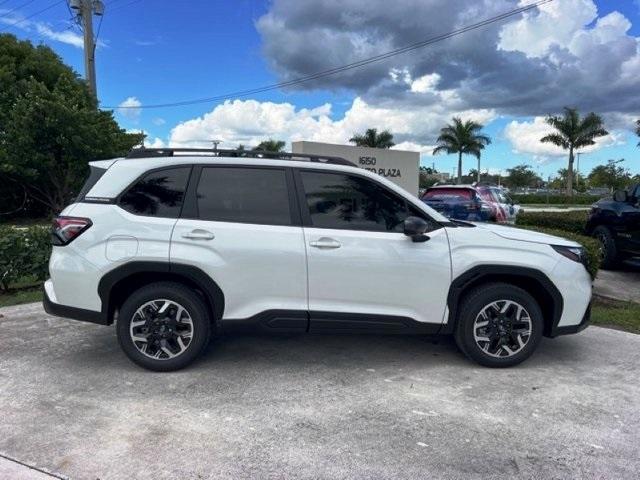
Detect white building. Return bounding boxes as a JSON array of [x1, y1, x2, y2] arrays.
[[292, 141, 420, 195]]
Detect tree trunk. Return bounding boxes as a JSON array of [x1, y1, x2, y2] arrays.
[[457, 152, 462, 185], [477, 156, 481, 184], [567, 146, 574, 197]]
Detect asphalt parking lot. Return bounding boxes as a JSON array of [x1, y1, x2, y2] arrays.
[[1, 303, 639, 480]]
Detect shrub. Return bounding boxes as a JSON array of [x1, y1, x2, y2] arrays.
[[515, 225, 600, 278], [0, 225, 50, 291], [511, 194, 601, 205], [515, 210, 589, 235]]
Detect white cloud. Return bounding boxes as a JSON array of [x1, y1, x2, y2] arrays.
[[504, 117, 624, 158], [410, 73, 441, 93], [498, 0, 597, 58], [0, 12, 85, 48], [152, 117, 166, 126], [145, 137, 165, 148], [117, 97, 142, 120], [167, 97, 496, 150]]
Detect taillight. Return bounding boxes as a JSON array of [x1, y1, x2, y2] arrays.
[[51, 216, 92, 246]]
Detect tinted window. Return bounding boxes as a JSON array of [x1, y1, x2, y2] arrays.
[[119, 167, 190, 217], [197, 167, 291, 225], [300, 171, 408, 232], [77, 166, 107, 200], [423, 188, 474, 200]]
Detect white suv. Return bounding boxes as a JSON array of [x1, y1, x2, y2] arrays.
[[44, 149, 592, 371]]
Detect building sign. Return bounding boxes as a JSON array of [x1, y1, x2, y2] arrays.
[[292, 141, 419, 195]]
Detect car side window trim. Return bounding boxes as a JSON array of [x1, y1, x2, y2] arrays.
[[180, 164, 302, 227], [293, 167, 441, 233]]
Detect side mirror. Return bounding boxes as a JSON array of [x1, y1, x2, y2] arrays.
[[613, 190, 628, 202], [403, 216, 430, 243]]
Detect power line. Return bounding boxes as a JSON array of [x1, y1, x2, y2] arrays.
[[0, 1, 65, 32], [105, 0, 553, 110], [0, 0, 38, 21]]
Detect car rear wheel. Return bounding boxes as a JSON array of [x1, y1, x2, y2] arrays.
[[454, 283, 543, 368], [593, 225, 619, 270], [116, 282, 211, 371]]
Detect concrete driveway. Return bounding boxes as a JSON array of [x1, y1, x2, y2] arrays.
[[593, 259, 640, 304], [1, 303, 639, 480]]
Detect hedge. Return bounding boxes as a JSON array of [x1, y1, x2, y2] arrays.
[[511, 194, 601, 205], [0, 225, 50, 291], [515, 225, 600, 278], [515, 210, 589, 235]]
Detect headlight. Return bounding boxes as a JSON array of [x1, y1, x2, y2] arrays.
[[551, 245, 586, 264]]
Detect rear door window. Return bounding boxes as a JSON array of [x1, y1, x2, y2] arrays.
[[119, 167, 191, 218], [196, 167, 292, 226]]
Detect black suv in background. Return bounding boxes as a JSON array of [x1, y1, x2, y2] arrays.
[[586, 184, 640, 268]]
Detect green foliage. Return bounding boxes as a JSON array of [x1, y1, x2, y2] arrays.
[[505, 164, 541, 188], [0, 225, 50, 291], [349, 128, 395, 149], [253, 139, 286, 152], [515, 210, 589, 234], [636, 119, 640, 147], [515, 224, 600, 278], [0, 34, 143, 214], [587, 161, 630, 191], [511, 194, 600, 205]]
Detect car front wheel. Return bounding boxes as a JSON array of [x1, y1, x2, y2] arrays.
[[593, 225, 619, 269], [454, 283, 543, 367], [116, 282, 211, 371]]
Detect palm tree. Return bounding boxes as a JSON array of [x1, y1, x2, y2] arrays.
[[540, 108, 608, 196], [253, 139, 286, 152], [349, 128, 395, 149], [636, 119, 640, 147], [432, 118, 491, 184]]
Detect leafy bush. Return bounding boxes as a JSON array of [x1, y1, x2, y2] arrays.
[[515, 225, 600, 278], [511, 194, 601, 205], [516, 210, 589, 235], [0, 225, 50, 291]]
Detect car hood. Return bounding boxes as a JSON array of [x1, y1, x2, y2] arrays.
[[471, 222, 580, 247]]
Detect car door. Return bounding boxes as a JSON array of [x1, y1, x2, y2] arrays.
[[171, 165, 308, 330], [295, 168, 452, 333]]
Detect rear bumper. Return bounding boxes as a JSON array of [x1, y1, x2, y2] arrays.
[[548, 301, 591, 337], [43, 280, 108, 325]]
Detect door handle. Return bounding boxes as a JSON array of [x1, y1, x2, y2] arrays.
[[182, 229, 215, 240], [309, 238, 341, 249]]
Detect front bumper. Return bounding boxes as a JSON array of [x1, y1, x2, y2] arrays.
[[548, 301, 591, 337], [43, 280, 108, 325]]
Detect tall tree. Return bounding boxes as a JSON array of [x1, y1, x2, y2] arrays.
[[253, 139, 286, 152], [636, 119, 640, 147], [587, 161, 630, 192], [540, 107, 607, 196], [0, 34, 143, 214], [349, 128, 395, 149], [432, 117, 491, 184]]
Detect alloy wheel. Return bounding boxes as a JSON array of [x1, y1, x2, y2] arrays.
[[129, 299, 194, 360], [473, 299, 532, 358]]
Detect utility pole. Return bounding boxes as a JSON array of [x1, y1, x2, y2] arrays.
[[69, 1, 104, 98]]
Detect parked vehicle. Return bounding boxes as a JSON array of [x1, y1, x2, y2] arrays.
[[586, 184, 640, 268], [44, 148, 592, 371], [420, 184, 519, 223]]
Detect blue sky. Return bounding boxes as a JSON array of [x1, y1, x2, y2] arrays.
[[1, 0, 639, 178]]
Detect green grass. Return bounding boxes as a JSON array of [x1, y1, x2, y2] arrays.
[[0, 287, 43, 308], [591, 296, 640, 334]]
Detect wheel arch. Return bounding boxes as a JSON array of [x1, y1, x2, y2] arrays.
[[98, 261, 225, 328], [443, 265, 563, 338]]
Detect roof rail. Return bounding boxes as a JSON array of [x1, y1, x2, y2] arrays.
[[126, 147, 356, 166]]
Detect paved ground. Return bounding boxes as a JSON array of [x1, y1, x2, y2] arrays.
[[593, 260, 640, 304], [1, 303, 639, 480]]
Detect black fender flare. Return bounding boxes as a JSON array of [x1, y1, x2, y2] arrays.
[[97, 261, 225, 326], [441, 265, 563, 337]]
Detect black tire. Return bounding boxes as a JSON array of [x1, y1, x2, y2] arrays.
[[116, 282, 211, 372], [592, 225, 619, 270], [454, 283, 544, 368]]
